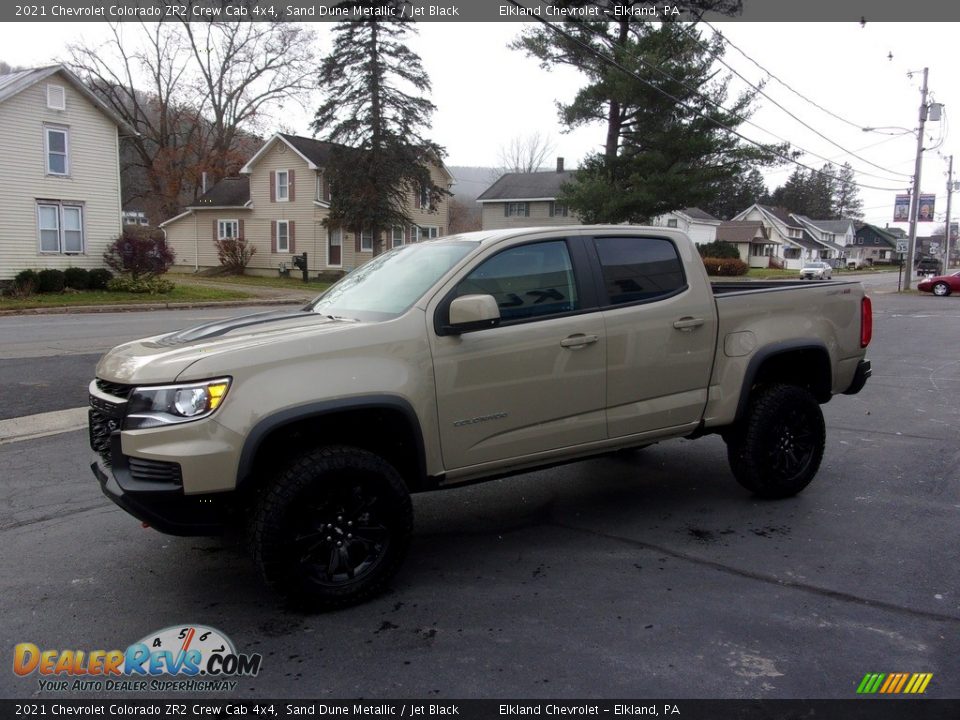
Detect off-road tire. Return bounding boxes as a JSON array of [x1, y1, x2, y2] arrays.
[[726, 384, 825, 499], [251, 446, 413, 610]]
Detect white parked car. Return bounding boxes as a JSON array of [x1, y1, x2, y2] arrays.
[[800, 261, 833, 280]]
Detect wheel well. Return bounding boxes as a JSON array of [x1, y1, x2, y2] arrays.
[[740, 347, 832, 418], [242, 406, 427, 495]]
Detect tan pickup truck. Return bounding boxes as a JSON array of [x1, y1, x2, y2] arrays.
[[89, 226, 872, 608]]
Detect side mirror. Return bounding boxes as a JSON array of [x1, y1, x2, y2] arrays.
[[446, 294, 500, 334]]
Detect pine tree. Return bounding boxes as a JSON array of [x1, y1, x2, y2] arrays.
[[515, 20, 785, 223], [312, 3, 447, 254], [833, 163, 864, 219]]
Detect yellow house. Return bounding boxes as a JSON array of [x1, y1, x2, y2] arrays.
[[160, 133, 452, 276], [0, 66, 127, 280]]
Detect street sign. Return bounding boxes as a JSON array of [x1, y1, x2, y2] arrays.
[[896, 240, 908, 253]]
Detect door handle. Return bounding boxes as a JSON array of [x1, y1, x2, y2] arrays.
[[673, 317, 705, 331], [560, 333, 599, 349]]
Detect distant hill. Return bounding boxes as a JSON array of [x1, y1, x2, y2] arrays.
[[448, 166, 498, 203]]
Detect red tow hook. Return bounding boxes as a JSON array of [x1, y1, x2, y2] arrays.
[[142, 522, 151, 529]]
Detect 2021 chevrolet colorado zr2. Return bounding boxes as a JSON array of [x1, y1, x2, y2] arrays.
[[89, 226, 872, 608]]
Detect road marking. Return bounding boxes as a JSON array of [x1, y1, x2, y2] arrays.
[[0, 407, 87, 445]]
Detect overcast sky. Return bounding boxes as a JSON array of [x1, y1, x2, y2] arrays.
[[2, 20, 958, 231]]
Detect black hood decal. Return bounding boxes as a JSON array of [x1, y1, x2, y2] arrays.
[[156, 308, 315, 346]]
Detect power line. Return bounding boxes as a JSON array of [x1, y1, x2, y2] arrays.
[[676, 22, 914, 181], [513, 7, 908, 193], [702, 20, 875, 134]]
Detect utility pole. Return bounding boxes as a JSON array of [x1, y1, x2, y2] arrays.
[[904, 67, 928, 291], [944, 155, 954, 271]]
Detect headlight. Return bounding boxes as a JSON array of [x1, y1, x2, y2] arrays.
[[124, 378, 231, 430]]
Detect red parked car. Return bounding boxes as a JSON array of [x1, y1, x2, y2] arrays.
[[917, 270, 960, 297]]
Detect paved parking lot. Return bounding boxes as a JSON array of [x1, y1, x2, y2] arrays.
[[0, 290, 957, 700]]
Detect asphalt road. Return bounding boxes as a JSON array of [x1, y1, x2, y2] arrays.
[[0, 306, 286, 420], [0, 289, 958, 702]]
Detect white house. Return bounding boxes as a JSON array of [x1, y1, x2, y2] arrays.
[[0, 65, 128, 280], [731, 205, 810, 270], [791, 216, 854, 265], [650, 208, 721, 245]]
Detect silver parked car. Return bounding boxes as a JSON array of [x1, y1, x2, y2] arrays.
[[800, 261, 833, 280]]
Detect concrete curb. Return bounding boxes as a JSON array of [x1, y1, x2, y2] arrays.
[[0, 297, 308, 317], [0, 407, 88, 445]]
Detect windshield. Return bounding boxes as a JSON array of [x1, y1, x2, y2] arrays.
[[307, 241, 478, 320], [804, 263, 824, 269]]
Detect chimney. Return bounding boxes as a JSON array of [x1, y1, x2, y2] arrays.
[[556, 157, 564, 173], [201, 172, 208, 195]]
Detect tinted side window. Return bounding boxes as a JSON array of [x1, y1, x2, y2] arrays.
[[456, 240, 579, 322], [594, 236, 685, 305]]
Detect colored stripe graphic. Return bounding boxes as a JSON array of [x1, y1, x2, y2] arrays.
[[857, 672, 932, 694]]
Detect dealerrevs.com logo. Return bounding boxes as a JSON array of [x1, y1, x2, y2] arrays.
[[13, 625, 262, 693]]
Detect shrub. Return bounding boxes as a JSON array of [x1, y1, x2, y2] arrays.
[[103, 227, 175, 279], [37, 269, 66, 293], [107, 276, 175, 294], [88, 268, 114, 290], [12, 269, 38, 296], [214, 237, 257, 274], [697, 240, 741, 259], [702, 257, 749, 276], [64, 267, 90, 290]]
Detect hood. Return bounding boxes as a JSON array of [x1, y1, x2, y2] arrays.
[[96, 309, 361, 384]]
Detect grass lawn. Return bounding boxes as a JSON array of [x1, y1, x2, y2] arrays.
[[179, 274, 333, 292], [0, 284, 253, 312]]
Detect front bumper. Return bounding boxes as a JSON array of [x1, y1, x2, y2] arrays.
[[88, 379, 241, 536], [92, 455, 232, 536]]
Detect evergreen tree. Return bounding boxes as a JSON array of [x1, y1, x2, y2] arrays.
[[833, 163, 864, 219], [312, 3, 447, 254], [703, 167, 769, 220], [515, 20, 785, 223]]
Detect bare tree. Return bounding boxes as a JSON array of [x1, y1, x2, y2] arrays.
[[495, 132, 557, 177], [67, 18, 317, 221], [0, 60, 26, 75], [180, 14, 318, 183]]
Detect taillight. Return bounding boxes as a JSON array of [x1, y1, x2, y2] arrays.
[[860, 296, 873, 348]]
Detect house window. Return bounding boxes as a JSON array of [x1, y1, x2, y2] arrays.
[[46, 84, 66, 110], [412, 225, 439, 243], [316, 174, 323, 202], [45, 126, 69, 176], [122, 211, 149, 226], [37, 202, 83, 254], [783, 248, 801, 259], [504, 202, 529, 217], [277, 220, 290, 252], [550, 202, 569, 218], [418, 183, 431, 210], [667, 218, 678, 228], [361, 229, 373, 252], [276, 170, 289, 201], [392, 226, 405, 248], [218, 220, 239, 240]]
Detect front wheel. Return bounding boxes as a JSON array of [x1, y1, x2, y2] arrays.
[[726, 384, 826, 498], [933, 282, 951, 297], [251, 446, 413, 610]]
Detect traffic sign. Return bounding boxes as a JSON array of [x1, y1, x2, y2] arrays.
[[896, 240, 908, 254]]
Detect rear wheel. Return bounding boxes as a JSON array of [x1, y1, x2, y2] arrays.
[[726, 384, 825, 498], [933, 282, 951, 297], [251, 446, 413, 610]]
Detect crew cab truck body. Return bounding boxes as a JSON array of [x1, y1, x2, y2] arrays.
[[89, 226, 872, 607]]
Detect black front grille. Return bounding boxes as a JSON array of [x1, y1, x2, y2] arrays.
[[95, 378, 134, 399], [89, 408, 119, 466], [128, 457, 183, 485]]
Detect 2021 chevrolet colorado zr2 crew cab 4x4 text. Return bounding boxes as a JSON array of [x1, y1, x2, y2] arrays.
[[89, 226, 872, 608]]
